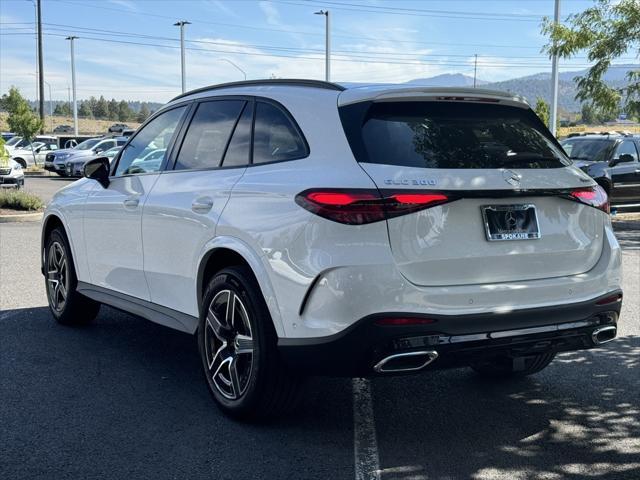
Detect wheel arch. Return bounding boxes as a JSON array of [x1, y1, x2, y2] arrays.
[[41, 213, 73, 275], [196, 238, 285, 337], [13, 157, 26, 168]]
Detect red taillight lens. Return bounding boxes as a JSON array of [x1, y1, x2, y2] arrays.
[[374, 317, 436, 326], [595, 293, 622, 306], [296, 189, 454, 225], [569, 186, 609, 213]]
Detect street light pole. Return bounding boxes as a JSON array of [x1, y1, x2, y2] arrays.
[[37, 0, 45, 131], [549, 0, 560, 136], [314, 10, 330, 82], [220, 58, 246, 80], [66, 36, 79, 136], [473, 54, 478, 88], [174, 20, 191, 93]]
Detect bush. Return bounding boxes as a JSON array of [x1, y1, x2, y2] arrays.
[[0, 190, 44, 211]]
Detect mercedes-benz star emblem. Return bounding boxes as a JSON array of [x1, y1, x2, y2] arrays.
[[502, 169, 522, 187], [504, 211, 518, 229]]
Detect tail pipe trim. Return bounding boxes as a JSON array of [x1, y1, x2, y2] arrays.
[[591, 325, 617, 346], [373, 350, 438, 373]]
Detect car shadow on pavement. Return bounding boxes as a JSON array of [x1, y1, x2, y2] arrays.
[[1, 306, 355, 480], [371, 335, 640, 480]]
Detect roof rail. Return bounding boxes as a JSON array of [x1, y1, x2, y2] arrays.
[[170, 79, 345, 102]]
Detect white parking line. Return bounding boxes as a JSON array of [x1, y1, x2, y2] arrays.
[[353, 378, 381, 480]]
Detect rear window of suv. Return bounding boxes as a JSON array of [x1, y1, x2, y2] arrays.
[[340, 101, 570, 169]]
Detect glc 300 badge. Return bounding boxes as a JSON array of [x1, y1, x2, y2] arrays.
[[384, 178, 437, 186]]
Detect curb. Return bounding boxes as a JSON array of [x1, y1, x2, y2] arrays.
[[0, 212, 43, 223]]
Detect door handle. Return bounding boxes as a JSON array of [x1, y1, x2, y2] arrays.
[[191, 196, 214, 213], [123, 197, 139, 208]]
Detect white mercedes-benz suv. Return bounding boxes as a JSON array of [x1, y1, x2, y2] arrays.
[[41, 80, 623, 420]]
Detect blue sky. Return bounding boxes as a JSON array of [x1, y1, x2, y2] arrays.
[[0, 0, 636, 102]]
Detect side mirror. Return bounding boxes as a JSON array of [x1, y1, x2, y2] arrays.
[[609, 153, 634, 167], [84, 157, 110, 188], [94, 147, 104, 154], [34, 146, 43, 153]]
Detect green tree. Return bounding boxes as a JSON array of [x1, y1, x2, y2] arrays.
[[542, 0, 639, 117], [117, 100, 131, 122], [6, 88, 44, 165], [94, 95, 109, 119], [0, 86, 27, 113], [108, 98, 119, 120], [53, 102, 71, 116], [581, 103, 597, 124], [137, 103, 150, 122], [534, 97, 550, 127], [78, 101, 93, 118]]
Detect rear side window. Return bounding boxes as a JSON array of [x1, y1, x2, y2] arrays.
[[175, 100, 245, 170], [561, 138, 616, 162], [253, 101, 307, 164], [222, 101, 253, 167], [614, 140, 639, 162], [341, 101, 570, 169]]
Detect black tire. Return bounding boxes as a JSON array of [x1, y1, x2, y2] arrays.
[[471, 352, 556, 378], [56, 172, 67, 177], [198, 266, 300, 420], [44, 227, 100, 325], [14, 158, 26, 169]]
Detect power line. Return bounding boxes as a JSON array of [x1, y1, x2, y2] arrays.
[[0, 31, 622, 69], [272, 0, 564, 22], [16, 22, 635, 64], [35, 1, 548, 49]]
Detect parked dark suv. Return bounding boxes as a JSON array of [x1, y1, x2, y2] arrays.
[[561, 134, 640, 205]]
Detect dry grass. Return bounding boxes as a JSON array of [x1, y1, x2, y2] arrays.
[[0, 112, 141, 136], [558, 124, 640, 137]]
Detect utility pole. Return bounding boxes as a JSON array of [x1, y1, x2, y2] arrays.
[[37, 0, 45, 131], [66, 36, 79, 136], [549, 0, 560, 137], [473, 54, 478, 88], [314, 10, 330, 82], [174, 20, 191, 93]]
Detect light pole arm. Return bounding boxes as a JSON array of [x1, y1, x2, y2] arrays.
[[219, 58, 247, 80]]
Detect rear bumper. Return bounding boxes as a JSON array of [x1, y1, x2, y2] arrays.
[[278, 291, 622, 376]]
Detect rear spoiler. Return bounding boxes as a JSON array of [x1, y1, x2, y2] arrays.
[[338, 86, 529, 109]]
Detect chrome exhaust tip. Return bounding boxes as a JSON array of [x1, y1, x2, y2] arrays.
[[591, 325, 617, 345], [373, 350, 438, 374]]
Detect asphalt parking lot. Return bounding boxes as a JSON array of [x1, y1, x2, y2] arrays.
[[1, 177, 639, 480]]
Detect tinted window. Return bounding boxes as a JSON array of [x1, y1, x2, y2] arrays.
[[115, 106, 186, 176], [222, 102, 253, 167], [561, 138, 616, 162], [614, 140, 638, 162], [342, 102, 569, 169], [75, 138, 101, 150], [253, 102, 307, 164], [175, 100, 245, 170]]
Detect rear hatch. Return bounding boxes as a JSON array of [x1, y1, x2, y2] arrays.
[[338, 91, 605, 286]]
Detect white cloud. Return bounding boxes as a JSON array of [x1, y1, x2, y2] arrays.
[[258, 1, 281, 26]]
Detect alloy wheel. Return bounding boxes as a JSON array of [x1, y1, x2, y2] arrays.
[[47, 241, 69, 313], [204, 289, 254, 400]]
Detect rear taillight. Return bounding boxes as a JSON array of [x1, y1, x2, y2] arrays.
[[568, 185, 609, 213], [595, 293, 622, 306], [295, 189, 453, 225]]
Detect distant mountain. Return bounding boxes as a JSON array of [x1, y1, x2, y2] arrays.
[[406, 64, 637, 113], [405, 73, 489, 87]]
